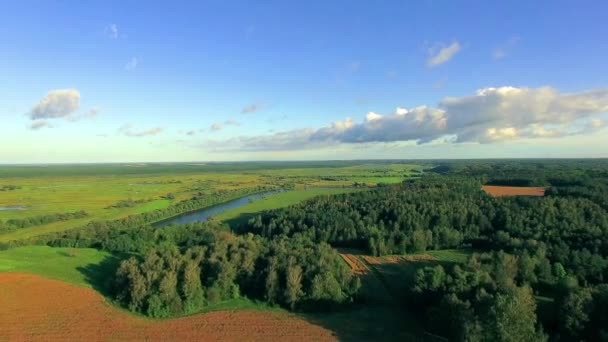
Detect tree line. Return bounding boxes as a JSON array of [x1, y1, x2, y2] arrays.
[[0, 210, 88, 233]]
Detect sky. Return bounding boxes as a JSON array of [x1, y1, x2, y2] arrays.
[[1, 0, 607, 163]]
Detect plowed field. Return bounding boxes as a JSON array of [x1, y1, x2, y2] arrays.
[[482, 185, 545, 197], [0, 273, 336, 341]]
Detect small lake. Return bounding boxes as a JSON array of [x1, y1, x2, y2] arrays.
[[0, 206, 26, 211], [152, 191, 280, 228]]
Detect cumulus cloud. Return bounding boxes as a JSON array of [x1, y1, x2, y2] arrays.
[[242, 103, 263, 114], [119, 124, 163, 137], [105, 24, 119, 39], [125, 57, 138, 71], [427, 41, 461, 67], [29, 89, 80, 120], [207, 86, 608, 151], [28, 121, 53, 130], [210, 123, 223, 132], [27, 89, 99, 127], [493, 37, 520, 59], [224, 119, 240, 126]]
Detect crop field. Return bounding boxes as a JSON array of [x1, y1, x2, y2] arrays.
[[0, 273, 337, 341], [482, 185, 546, 197]]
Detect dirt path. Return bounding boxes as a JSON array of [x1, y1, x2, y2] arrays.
[[0, 273, 337, 341]]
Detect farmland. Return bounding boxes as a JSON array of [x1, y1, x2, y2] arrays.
[[0, 273, 336, 341], [482, 185, 546, 197]]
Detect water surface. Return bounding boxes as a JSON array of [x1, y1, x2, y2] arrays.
[[152, 191, 279, 228]]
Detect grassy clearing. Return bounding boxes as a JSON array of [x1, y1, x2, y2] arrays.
[[0, 245, 117, 288], [426, 249, 473, 263], [214, 188, 362, 222]]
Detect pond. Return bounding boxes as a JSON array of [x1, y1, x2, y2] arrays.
[[152, 191, 280, 228], [0, 206, 26, 211]]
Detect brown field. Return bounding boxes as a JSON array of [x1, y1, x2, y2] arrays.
[[0, 273, 336, 341], [340, 253, 371, 275], [482, 185, 545, 197]]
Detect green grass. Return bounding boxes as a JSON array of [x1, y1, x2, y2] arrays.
[[427, 249, 473, 263], [214, 188, 362, 222], [0, 245, 118, 288], [0, 162, 422, 242]]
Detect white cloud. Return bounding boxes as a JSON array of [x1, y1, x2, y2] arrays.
[[125, 57, 138, 71], [427, 41, 461, 67], [210, 123, 223, 131], [28, 121, 53, 130], [242, 103, 263, 114], [105, 24, 119, 39], [29, 89, 80, 120], [493, 37, 520, 60], [207, 86, 608, 151], [119, 124, 163, 137]]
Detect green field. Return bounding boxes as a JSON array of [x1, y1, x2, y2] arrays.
[[214, 188, 362, 223], [0, 245, 117, 288], [0, 162, 418, 242]]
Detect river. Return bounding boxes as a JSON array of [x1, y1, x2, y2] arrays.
[[152, 191, 280, 228]]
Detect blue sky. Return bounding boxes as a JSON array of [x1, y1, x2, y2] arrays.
[[1, 0, 607, 163]]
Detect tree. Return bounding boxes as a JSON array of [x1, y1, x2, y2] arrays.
[[181, 261, 205, 313], [264, 258, 280, 304], [485, 286, 546, 342], [284, 264, 303, 309]]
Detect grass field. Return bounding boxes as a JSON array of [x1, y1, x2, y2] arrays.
[[0, 162, 419, 242], [214, 188, 362, 223], [0, 245, 118, 288]]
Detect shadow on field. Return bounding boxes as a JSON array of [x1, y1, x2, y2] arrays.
[[301, 305, 426, 342], [76, 254, 122, 296]]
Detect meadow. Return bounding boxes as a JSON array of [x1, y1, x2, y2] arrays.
[[0, 162, 421, 242]]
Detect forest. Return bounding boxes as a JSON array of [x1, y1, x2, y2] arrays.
[[240, 160, 608, 341], [3, 160, 608, 341]]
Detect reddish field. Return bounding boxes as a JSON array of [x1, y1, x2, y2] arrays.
[[482, 185, 545, 197], [0, 273, 336, 341], [340, 253, 371, 275]]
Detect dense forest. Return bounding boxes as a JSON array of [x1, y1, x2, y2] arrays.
[[240, 161, 608, 341], [8, 160, 608, 341]]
